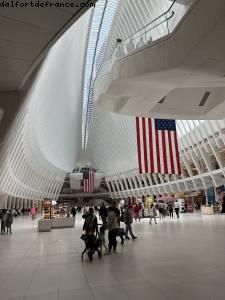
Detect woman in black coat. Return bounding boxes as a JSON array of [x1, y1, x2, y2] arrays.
[[221, 196, 225, 214]]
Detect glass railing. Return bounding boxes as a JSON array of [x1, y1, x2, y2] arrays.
[[98, 0, 197, 78]]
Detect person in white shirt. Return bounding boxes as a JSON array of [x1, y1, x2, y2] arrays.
[[148, 36, 153, 45], [116, 43, 124, 58], [126, 38, 135, 53], [174, 200, 180, 218], [136, 36, 145, 49]]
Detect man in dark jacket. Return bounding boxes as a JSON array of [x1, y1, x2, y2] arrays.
[[124, 204, 137, 240], [1, 209, 7, 235], [112, 201, 120, 226], [82, 207, 97, 235], [6, 210, 13, 234], [99, 203, 108, 226], [221, 196, 225, 214]]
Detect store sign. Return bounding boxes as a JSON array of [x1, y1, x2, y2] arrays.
[[188, 191, 198, 197]]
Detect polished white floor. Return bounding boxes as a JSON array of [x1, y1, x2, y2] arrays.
[[0, 212, 225, 300]]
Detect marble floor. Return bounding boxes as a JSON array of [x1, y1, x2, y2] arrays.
[[0, 213, 225, 300]]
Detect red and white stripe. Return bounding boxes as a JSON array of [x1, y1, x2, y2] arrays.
[[84, 170, 95, 193], [136, 117, 181, 175]]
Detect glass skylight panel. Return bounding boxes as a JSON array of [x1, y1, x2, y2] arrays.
[[82, 0, 119, 149]]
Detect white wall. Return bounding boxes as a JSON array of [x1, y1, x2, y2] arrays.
[[87, 108, 138, 175], [0, 10, 92, 201], [27, 11, 91, 171]]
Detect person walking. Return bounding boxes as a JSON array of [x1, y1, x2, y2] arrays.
[[158, 202, 164, 219], [71, 206, 76, 218], [6, 210, 13, 234], [31, 207, 36, 220], [111, 201, 124, 245], [82, 208, 99, 261], [99, 203, 108, 226], [163, 202, 168, 217], [174, 200, 180, 218], [1, 209, 7, 235], [168, 201, 174, 219], [221, 195, 225, 214], [111, 201, 120, 224], [82, 207, 97, 235], [106, 206, 119, 255], [138, 202, 143, 222], [99, 224, 108, 254], [149, 204, 157, 224], [124, 204, 137, 240], [133, 203, 139, 222]]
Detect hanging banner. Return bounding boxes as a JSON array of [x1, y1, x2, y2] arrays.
[[207, 187, 216, 205]]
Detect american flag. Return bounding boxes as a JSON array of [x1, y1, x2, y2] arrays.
[[83, 170, 95, 193], [136, 117, 181, 175]]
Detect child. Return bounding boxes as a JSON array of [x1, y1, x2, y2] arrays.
[[99, 225, 108, 254]]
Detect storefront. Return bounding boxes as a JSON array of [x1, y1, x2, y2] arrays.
[[38, 199, 75, 232], [201, 187, 223, 215]]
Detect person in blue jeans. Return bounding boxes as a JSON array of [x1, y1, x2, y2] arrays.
[[124, 204, 137, 240]]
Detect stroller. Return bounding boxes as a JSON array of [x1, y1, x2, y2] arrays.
[[81, 225, 102, 261]]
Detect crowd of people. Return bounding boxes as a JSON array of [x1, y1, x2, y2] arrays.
[[82, 201, 138, 256], [129, 199, 181, 223], [0, 207, 39, 235], [157, 200, 180, 220], [80, 198, 185, 258], [0, 209, 13, 235]]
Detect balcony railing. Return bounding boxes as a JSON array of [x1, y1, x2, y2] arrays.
[[97, 0, 197, 79]]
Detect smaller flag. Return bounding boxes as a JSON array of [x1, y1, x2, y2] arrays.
[[83, 170, 95, 193]]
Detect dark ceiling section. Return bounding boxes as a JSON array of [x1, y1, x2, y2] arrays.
[[0, 0, 97, 92]]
